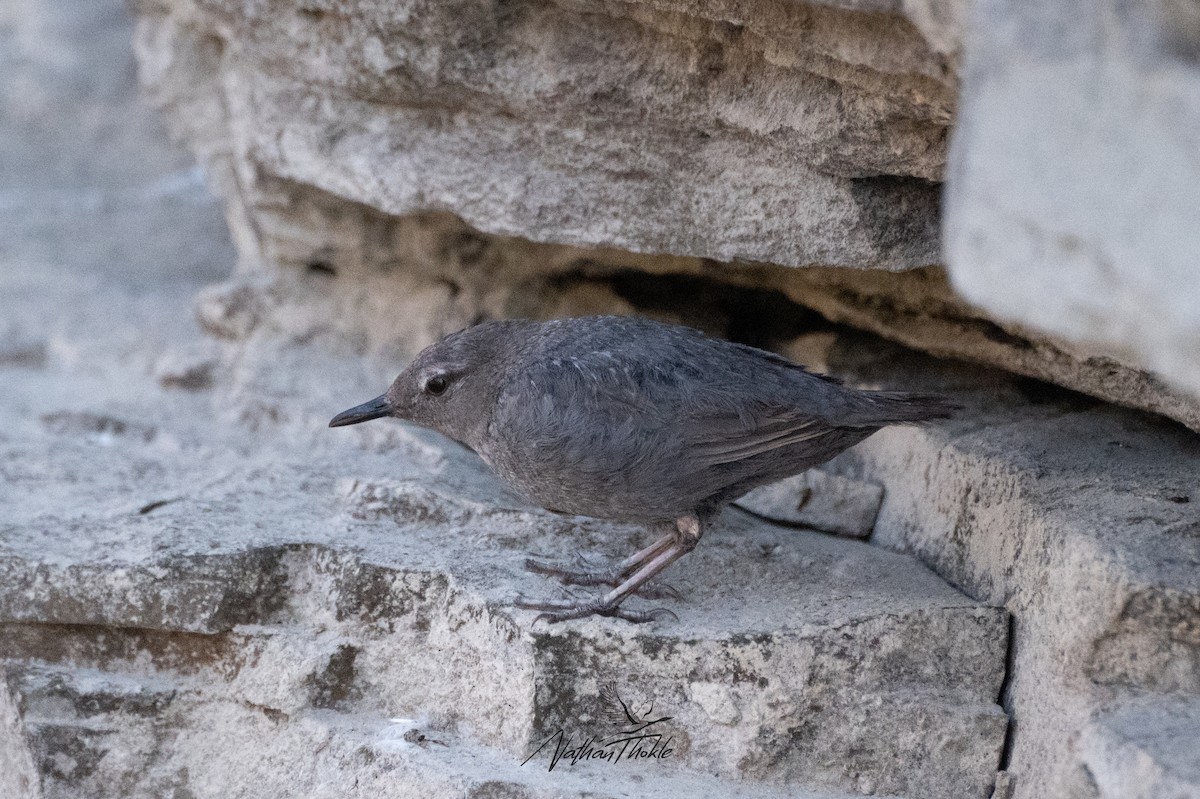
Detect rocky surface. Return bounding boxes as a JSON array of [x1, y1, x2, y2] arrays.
[[170, 266, 1200, 799], [127, 0, 1200, 436], [131, 0, 962, 271], [0, 13, 1014, 794], [945, 0, 1200, 409], [0, 294, 1009, 797], [1079, 697, 1200, 799], [787, 331, 1200, 799], [8, 0, 1200, 796], [0, 671, 38, 799], [5, 661, 885, 799], [773, 266, 1200, 434], [734, 469, 883, 538], [176, 174, 1200, 435]]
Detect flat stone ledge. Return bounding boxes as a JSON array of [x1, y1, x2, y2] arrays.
[[945, 0, 1200, 407], [5, 256, 1023, 799], [3, 661, 888, 799], [0, 354, 1008, 797], [789, 331, 1200, 799], [134, 0, 958, 270]]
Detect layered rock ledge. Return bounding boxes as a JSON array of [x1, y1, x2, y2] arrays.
[[129, 0, 1200, 433]]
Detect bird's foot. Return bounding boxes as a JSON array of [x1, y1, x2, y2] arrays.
[[513, 594, 677, 625], [524, 557, 620, 587], [624, 582, 681, 600], [523, 558, 680, 599]]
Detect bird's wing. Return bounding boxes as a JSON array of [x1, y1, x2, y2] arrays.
[[680, 404, 837, 470], [512, 328, 846, 470]]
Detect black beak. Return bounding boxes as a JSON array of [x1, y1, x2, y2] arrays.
[[329, 394, 392, 427]]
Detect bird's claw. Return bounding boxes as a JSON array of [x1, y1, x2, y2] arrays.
[[523, 557, 679, 599], [524, 557, 619, 587], [514, 595, 676, 625], [633, 582, 681, 600]]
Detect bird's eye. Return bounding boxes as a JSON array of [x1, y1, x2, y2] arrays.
[[424, 375, 450, 395]]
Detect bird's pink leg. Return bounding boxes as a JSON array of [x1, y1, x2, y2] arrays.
[[525, 532, 672, 582], [516, 514, 703, 623]]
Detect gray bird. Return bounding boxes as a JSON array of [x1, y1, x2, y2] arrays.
[[330, 315, 955, 623]]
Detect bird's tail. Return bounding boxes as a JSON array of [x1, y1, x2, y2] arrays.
[[843, 390, 961, 427]]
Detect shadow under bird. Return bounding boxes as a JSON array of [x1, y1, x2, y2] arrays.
[[330, 315, 956, 624]]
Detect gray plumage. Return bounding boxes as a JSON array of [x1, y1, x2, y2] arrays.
[[330, 315, 955, 623]]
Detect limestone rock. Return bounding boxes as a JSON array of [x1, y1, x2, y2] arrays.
[[0, 376, 1010, 796], [1079, 698, 1200, 799], [132, 0, 963, 271], [0, 670, 40, 799], [154, 340, 219, 390], [127, 0, 1200, 436], [735, 469, 884, 538], [11, 1, 1200, 798], [157, 173, 1200, 435], [805, 332, 1200, 799], [129, 0, 1200, 432], [775, 266, 1200, 434], [944, 0, 1200, 407], [3, 661, 875, 799], [2, 211, 1011, 798]]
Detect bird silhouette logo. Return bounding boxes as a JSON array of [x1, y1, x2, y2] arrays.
[[520, 681, 677, 769], [598, 682, 673, 736]]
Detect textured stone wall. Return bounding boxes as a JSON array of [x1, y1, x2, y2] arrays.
[[945, 0, 1200, 406], [4, 0, 1200, 797], [134, 0, 959, 270], [130, 0, 1200, 434]]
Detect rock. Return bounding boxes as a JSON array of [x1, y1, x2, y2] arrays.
[[128, 169, 1200, 435], [0, 394, 1010, 796], [0, 669, 40, 799], [1078, 698, 1200, 799], [774, 266, 1200, 434], [133, 0, 962, 272], [127, 0, 1200, 440], [0, 0, 234, 398], [989, 771, 1015, 799], [338, 477, 509, 524], [7, 666, 179, 795], [735, 469, 884, 538], [806, 334, 1200, 799], [194, 282, 266, 342], [39, 411, 157, 443], [944, 0, 1200, 409], [0, 340, 47, 370], [0, 175, 1011, 796], [3, 665, 874, 799], [128, 0, 1200, 432], [154, 341, 219, 390], [11, 0, 1200, 797]]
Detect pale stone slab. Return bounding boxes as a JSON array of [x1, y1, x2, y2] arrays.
[[133, 0, 962, 271], [0, 412, 1009, 797], [945, 0, 1200, 407], [5, 662, 885, 799], [809, 336, 1200, 799], [0, 670, 40, 799], [1080, 698, 1200, 799], [735, 469, 884, 538]]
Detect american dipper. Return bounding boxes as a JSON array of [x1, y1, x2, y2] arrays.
[[330, 315, 955, 623]]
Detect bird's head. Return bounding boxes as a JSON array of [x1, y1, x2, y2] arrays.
[[328, 319, 531, 449]]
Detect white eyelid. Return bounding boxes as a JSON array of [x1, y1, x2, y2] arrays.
[[421, 369, 454, 394], [420, 368, 449, 383]]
